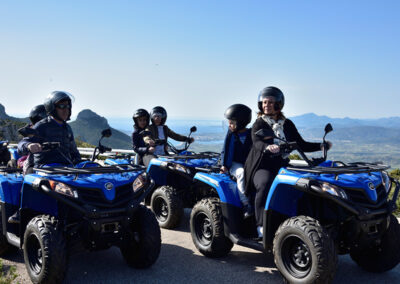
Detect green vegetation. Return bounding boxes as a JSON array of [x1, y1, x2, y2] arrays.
[[75, 137, 95, 148], [0, 259, 18, 284], [389, 169, 400, 216]]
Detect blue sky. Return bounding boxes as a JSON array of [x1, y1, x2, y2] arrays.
[[0, 0, 399, 119]]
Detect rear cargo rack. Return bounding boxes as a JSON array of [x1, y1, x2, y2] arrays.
[[158, 152, 220, 161], [33, 164, 144, 175], [0, 167, 22, 173]]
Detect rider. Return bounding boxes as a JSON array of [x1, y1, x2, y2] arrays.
[[220, 104, 253, 218], [18, 91, 81, 167], [17, 104, 48, 170], [132, 108, 154, 165], [142, 106, 194, 167], [244, 86, 332, 239]]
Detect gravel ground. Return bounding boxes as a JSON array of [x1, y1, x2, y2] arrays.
[[2, 211, 400, 283]]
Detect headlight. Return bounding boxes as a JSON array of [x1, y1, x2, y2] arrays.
[[381, 171, 392, 193], [132, 172, 148, 193], [314, 182, 348, 199], [49, 180, 78, 198], [174, 164, 191, 174]]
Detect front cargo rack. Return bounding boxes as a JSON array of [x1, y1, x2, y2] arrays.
[[33, 164, 145, 175], [287, 161, 390, 175]]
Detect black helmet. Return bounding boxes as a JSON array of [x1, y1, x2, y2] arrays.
[[29, 104, 47, 125], [44, 91, 74, 121], [132, 108, 150, 126], [150, 106, 167, 125], [224, 104, 252, 131], [258, 86, 285, 112]]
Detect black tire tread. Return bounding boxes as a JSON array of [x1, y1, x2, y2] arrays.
[[151, 185, 183, 229], [190, 197, 233, 258], [273, 215, 337, 284], [23, 215, 67, 284], [120, 205, 161, 268], [350, 214, 400, 273]]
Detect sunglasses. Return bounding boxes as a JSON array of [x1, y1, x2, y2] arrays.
[[56, 104, 71, 109]]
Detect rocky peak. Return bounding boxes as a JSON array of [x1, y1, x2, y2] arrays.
[[75, 109, 109, 129]]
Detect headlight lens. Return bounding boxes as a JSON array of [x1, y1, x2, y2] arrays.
[[49, 180, 78, 198], [132, 172, 148, 193], [320, 182, 348, 199], [174, 164, 191, 175], [381, 171, 392, 193]]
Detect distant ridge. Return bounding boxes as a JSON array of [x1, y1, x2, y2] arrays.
[[290, 112, 400, 129], [69, 109, 131, 149]]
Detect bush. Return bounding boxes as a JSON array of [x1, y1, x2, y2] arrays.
[[389, 169, 400, 216]]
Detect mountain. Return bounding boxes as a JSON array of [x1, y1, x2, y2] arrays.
[[0, 103, 29, 123], [0, 103, 28, 141], [291, 113, 400, 129], [69, 109, 131, 149]]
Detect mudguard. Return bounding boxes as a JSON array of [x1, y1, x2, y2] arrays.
[[193, 172, 242, 208], [0, 174, 24, 206]]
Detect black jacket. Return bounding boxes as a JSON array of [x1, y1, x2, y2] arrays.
[[132, 126, 149, 157], [244, 117, 321, 196], [18, 117, 81, 166]]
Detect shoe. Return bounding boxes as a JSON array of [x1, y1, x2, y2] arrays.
[[243, 204, 254, 219], [8, 211, 20, 224]]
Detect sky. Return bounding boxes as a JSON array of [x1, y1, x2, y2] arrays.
[[0, 0, 399, 120]]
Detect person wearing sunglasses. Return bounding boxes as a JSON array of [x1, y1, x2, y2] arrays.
[[18, 91, 81, 167]]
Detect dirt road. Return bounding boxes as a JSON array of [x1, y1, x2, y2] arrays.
[[2, 210, 400, 283]]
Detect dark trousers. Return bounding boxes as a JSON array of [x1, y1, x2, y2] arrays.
[[253, 168, 279, 226]]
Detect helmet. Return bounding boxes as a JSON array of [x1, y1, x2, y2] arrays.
[[224, 104, 252, 131], [29, 104, 47, 125], [44, 91, 74, 121], [150, 106, 167, 125], [132, 108, 150, 126], [257, 86, 285, 112]]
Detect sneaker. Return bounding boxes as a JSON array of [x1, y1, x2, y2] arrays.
[[243, 204, 254, 219], [8, 211, 20, 224]]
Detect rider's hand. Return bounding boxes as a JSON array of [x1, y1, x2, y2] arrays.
[[321, 141, 332, 150], [188, 137, 195, 143], [266, 144, 280, 153], [220, 166, 228, 173], [148, 146, 155, 153], [27, 143, 42, 153], [148, 140, 155, 147]]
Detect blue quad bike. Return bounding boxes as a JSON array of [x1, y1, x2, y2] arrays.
[[0, 128, 161, 284], [105, 126, 221, 229], [189, 123, 400, 283]]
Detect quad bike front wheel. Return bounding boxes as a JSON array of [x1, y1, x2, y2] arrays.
[[273, 215, 337, 284], [150, 186, 183, 229], [190, 198, 233, 258], [350, 214, 400, 272], [23, 215, 68, 284], [120, 205, 161, 268]]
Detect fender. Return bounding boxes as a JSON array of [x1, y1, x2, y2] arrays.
[[265, 168, 303, 217], [193, 172, 242, 208]]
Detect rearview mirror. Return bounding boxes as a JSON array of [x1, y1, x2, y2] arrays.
[[324, 123, 333, 134], [101, 128, 112, 138], [255, 129, 275, 140], [190, 126, 197, 133], [18, 126, 38, 138]]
